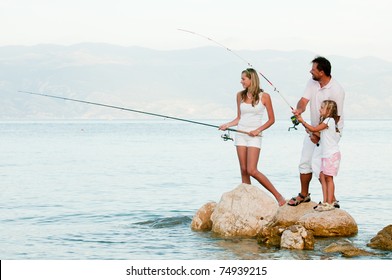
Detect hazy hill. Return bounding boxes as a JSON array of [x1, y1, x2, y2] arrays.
[[1, 43, 391, 120]]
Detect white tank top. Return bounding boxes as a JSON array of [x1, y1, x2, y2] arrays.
[[238, 95, 265, 131]]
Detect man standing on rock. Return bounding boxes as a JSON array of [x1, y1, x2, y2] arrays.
[[287, 56, 345, 207]]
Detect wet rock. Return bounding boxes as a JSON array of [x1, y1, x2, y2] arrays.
[[367, 224, 392, 251], [191, 201, 217, 231], [257, 226, 284, 247], [280, 225, 314, 250], [324, 239, 376, 257], [211, 183, 278, 237]]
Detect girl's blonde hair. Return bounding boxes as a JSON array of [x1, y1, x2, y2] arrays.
[[320, 100, 339, 132], [240, 68, 263, 106]]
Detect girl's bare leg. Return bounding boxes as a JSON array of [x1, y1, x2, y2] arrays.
[[324, 175, 335, 204], [319, 172, 328, 203]]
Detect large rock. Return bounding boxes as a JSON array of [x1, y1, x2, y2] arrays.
[[191, 201, 217, 231], [274, 201, 358, 237], [298, 209, 358, 237], [275, 201, 317, 227], [211, 183, 278, 237], [367, 225, 392, 251]]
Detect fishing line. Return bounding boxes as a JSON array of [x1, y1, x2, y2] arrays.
[[178, 29, 299, 130], [17, 90, 257, 141]]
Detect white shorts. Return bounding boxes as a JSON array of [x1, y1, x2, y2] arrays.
[[298, 135, 321, 177], [235, 133, 262, 149]]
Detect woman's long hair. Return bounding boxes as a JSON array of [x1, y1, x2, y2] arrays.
[[240, 68, 263, 106]]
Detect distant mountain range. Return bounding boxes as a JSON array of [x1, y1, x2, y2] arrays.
[[1, 43, 391, 120]]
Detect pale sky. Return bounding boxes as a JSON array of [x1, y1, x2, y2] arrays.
[[1, 0, 391, 61]]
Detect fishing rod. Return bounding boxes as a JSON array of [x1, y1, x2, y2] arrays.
[[17, 90, 258, 141], [178, 28, 299, 131]]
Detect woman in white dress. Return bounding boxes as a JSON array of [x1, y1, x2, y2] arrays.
[[219, 68, 286, 206]]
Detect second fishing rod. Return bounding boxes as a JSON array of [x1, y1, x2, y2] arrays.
[[17, 90, 256, 141], [178, 29, 300, 131]]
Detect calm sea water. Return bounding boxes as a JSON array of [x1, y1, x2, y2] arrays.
[[1, 119, 391, 260]]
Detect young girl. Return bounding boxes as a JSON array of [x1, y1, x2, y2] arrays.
[[219, 68, 286, 206], [296, 100, 341, 211]]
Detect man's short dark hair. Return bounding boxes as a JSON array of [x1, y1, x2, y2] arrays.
[[312, 56, 331, 77]]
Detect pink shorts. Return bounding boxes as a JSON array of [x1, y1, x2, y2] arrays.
[[321, 152, 341, 176]]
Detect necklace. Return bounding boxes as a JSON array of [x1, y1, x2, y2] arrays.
[[247, 92, 252, 100]]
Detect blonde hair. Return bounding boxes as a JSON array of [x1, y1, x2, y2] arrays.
[[240, 68, 263, 106], [320, 100, 339, 132]]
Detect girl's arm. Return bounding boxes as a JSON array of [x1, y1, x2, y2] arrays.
[[297, 115, 327, 132], [219, 92, 241, 130], [249, 93, 275, 136]]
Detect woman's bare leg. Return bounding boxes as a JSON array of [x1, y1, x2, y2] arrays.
[[236, 146, 251, 184], [246, 147, 285, 206]]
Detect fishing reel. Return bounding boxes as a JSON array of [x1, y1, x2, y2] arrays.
[[221, 131, 233, 141], [288, 115, 300, 131]]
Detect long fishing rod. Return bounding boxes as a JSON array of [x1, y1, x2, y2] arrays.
[[178, 29, 299, 130], [17, 90, 256, 141], [178, 29, 293, 109]]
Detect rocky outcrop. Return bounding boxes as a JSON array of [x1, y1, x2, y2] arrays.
[[191, 184, 359, 249], [191, 185, 391, 256], [367, 225, 392, 251]]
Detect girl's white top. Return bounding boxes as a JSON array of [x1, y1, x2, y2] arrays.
[[320, 117, 340, 158]]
